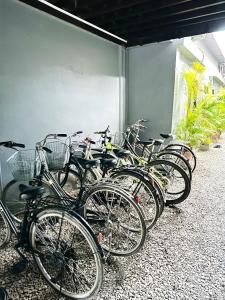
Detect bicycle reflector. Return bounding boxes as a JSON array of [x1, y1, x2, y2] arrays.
[[98, 232, 103, 243], [134, 195, 141, 204]]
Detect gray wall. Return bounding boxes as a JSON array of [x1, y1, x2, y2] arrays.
[[126, 41, 177, 139], [0, 0, 124, 183]]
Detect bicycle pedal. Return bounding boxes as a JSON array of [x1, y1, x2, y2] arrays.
[[9, 259, 28, 274]]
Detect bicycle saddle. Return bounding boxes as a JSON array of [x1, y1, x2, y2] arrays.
[[160, 133, 173, 139], [137, 140, 153, 146], [113, 149, 130, 158], [19, 184, 45, 200], [100, 158, 117, 169], [153, 139, 164, 146], [76, 157, 100, 169], [0, 288, 8, 300]]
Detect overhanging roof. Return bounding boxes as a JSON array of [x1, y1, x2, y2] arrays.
[[19, 0, 225, 47]]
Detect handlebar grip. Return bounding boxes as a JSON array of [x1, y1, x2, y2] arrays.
[[43, 147, 52, 153], [0, 141, 25, 148], [76, 131, 83, 134], [12, 143, 25, 148], [57, 134, 67, 137]]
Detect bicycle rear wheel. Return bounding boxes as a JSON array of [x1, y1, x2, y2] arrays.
[[110, 169, 160, 230], [148, 159, 191, 205], [82, 183, 146, 256], [29, 207, 103, 300], [156, 151, 192, 181], [164, 144, 196, 172], [2, 180, 56, 223]]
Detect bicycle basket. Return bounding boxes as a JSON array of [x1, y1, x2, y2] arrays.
[[45, 140, 68, 170], [7, 149, 40, 181], [112, 132, 125, 147]]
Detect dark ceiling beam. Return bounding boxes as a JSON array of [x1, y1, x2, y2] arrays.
[[128, 18, 225, 46], [18, 0, 127, 46], [112, 4, 225, 36], [126, 14, 225, 45], [82, 0, 191, 20], [101, 0, 225, 31]]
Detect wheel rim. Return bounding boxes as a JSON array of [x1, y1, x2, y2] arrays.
[[30, 210, 102, 299]]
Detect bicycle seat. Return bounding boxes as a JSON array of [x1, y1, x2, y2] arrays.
[[19, 184, 45, 201], [153, 139, 164, 146], [100, 158, 117, 169], [113, 149, 130, 158], [160, 133, 173, 139], [0, 288, 8, 300], [76, 157, 100, 169], [137, 140, 153, 146]]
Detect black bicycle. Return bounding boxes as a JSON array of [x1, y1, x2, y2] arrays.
[[0, 141, 104, 299]]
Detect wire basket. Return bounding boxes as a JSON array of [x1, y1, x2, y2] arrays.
[[112, 132, 126, 147], [45, 140, 68, 171], [7, 149, 40, 181]]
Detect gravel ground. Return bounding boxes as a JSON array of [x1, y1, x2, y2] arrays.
[[1, 140, 225, 299]]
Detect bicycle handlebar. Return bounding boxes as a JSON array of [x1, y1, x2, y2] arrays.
[[0, 141, 25, 148], [57, 134, 67, 137], [94, 125, 110, 135], [42, 146, 52, 153]]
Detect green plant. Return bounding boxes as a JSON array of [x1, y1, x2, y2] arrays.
[[183, 62, 206, 113], [176, 106, 214, 147], [176, 61, 225, 148]]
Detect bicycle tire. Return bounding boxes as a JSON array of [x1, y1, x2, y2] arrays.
[[110, 169, 160, 230], [164, 143, 197, 172], [81, 183, 147, 256], [147, 159, 191, 205], [29, 207, 103, 299], [2, 179, 57, 223], [156, 151, 192, 181]]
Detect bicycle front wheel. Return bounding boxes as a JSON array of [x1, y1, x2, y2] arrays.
[[29, 208, 103, 300], [82, 183, 147, 256]]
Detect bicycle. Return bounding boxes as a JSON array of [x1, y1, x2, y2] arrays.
[[91, 128, 191, 206], [2, 135, 147, 257], [125, 119, 196, 172], [49, 133, 161, 231], [0, 141, 104, 299]]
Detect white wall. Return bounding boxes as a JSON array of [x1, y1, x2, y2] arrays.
[[0, 0, 125, 183]]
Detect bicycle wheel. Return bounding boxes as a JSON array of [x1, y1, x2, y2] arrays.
[[143, 170, 165, 217], [82, 183, 146, 256], [2, 180, 56, 223], [148, 159, 191, 205], [164, 144, 196, 172], [0, 208, 11, 249], [110, 169, 160, 230], [52, 169, 82, 198], [156, 151, 192, 181], [54, 168, 98, 197], [29, 207, 103, 300]]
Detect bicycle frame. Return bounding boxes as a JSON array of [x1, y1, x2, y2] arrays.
[[0, 199, 18, 236]]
